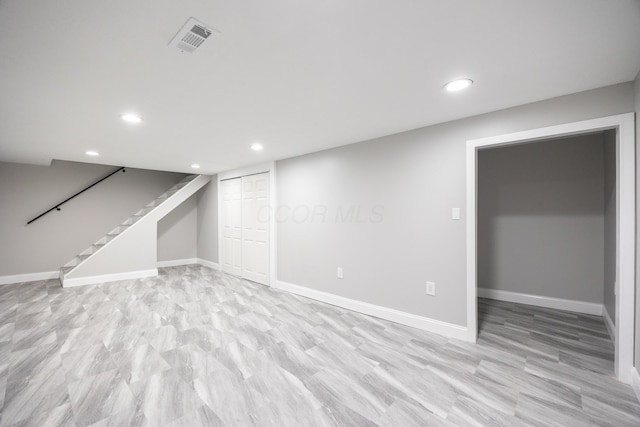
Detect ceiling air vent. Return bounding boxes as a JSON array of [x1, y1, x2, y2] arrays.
[[169, 17, 219, 53]]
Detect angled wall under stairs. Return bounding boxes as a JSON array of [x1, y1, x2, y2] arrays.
[[60, 174, 211, 287]]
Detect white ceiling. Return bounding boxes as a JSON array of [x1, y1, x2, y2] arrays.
[[1, 0, 639, 174]]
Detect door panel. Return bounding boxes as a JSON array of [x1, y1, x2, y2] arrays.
[[241, 173, 270, 285], [221, 178, 242, 276]]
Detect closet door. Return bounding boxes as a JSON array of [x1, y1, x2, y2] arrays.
[[221, 178, 242, 276], [241, 173, 270, 285]]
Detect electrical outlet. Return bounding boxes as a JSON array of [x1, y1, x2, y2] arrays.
[[337, 267, 343, 279], [426, 281, 436, 296]]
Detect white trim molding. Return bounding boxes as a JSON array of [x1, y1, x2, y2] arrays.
[[157, 258, 199, 268], [467, 112, 635, 383], [62, 269, 158, 288], [478, 288, 603, 316], [602, 306, 616, 344], [631, 369, 640, 405], [269, 162, 278, 288], [275, 280, 470, 342], [0, 271, 59, 285], [197, 258, 221, 270]]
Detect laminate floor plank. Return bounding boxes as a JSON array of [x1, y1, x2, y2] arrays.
[[0, 265, 638, 426]]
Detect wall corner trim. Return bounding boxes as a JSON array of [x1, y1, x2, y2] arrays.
[[478, 288, 603, 316], [274, 280, 470, 342], [631, 369, 640, 405], [157, 258, 199, 268], [62, 269, 158, 288], [0, 271, 59, 286], [603, 306, 616, 344], [196, 258, 221, 270]]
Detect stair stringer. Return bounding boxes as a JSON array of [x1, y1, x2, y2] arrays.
[[61, 174, 211, 287], [62, 221, 158, 287]]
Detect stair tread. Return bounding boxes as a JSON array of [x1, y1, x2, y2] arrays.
[[60, 175, 207, 279]]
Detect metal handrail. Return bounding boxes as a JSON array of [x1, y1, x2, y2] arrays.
[[26, 166, 126, 225]]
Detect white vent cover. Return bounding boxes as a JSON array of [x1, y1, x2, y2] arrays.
[[169, 17, 219, 53]]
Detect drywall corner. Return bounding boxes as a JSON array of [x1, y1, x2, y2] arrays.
[[196, 177, 218, 263]]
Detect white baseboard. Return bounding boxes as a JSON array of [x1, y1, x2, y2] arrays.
[[631, 369, 640, 404], [603, 306, 616, 344], [62, 269, 158, 288], [2, 259, 219, 286], [0, 271, 59, 286], [274, 280, 469, 342], [196, 258, 221, 270], [478, 288, 603, 316], [157, 258, 198, 268]]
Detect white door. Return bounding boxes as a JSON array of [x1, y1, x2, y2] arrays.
[[241, 173, 270, 285], [221, 178, 242, 276]]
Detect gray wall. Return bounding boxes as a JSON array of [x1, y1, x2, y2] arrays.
[[478, 134, 605, 303], [196, 179, 219, 264], [276, 82, 634, 327], [603, 129, 616, 320], [0, 160, 185, 275], [158, 195, 198, 262]]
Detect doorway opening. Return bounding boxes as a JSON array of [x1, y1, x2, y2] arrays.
[[466, 113, 635, 383]]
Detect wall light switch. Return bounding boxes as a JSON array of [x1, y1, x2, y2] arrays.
[[337, 267, 344, 279], [426, 281, 436, 296], [451, 208, 461, 220]]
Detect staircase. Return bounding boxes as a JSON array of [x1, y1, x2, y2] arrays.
[[60, 174, 211, 287]]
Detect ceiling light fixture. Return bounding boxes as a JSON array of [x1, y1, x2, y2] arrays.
[[85, 150, 99, 156], [444, 78, 473, 92], [251, 143, 264, 151], [191, 164, 200, 169], [121, 113, 143, 123]]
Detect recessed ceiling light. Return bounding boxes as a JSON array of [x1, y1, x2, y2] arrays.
[[251, 143, 264, 151], [85, 150, 99, 156], [121, 113, 142, 123], [190, 164, 200, 169], [444, 78, 473, 92]]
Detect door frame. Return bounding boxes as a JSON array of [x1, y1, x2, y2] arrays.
[[218, 162, 277, 286], [466, 112, 635, 383]]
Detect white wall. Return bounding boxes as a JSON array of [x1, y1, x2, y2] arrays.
[[67, 220, 158, 279], [276, 83, 634, 327], [196, 179, 218, 264], [603, 129, 617, 320], [477, 134, 605, 303], [0, 160, 185, 276], [158, 195, 198, 262]]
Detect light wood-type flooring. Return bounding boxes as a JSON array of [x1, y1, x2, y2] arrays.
[[0, 264, 638, 426]]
